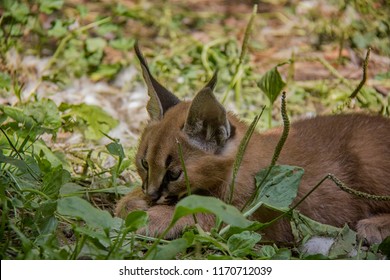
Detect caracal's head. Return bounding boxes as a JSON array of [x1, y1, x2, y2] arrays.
[[134, 43, 237, 205]]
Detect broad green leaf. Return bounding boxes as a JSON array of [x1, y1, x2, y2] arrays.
[[271, 248, 291, 259], [254, 165, 304, 210], [328, 225, 357, 259], [106, 142, 125, 158], [38, 0, 64, 14], [38, 216, 58, 237], [258, 65, 286, 105], [41, 166, 70, 199], [227, 231, 262, 257], [0, 99, 62, 131], [24, 99, 61, 129], [291, 210, 342, 242], [59, 103, 118, 140], [257, 245, 292, 260], [329, 225, 356, 259], [257, 245, 277, 258], [292, 211, 357, 258], [59, 182, 84, 196], [0, 105, 36, 128], [125, 211, 148, 232], [57, 197, 115, 230], [35, 202, 58, 239], [148, 238, 189, 260], [171, 195, 254, 229]]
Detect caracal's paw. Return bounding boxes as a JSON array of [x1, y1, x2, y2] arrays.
[[136, 205, 183, 239], [356, 214, 390, 244], [115, 188, 150, 218]]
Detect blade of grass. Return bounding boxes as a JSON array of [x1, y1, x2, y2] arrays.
[[221, 4, 257, 104]]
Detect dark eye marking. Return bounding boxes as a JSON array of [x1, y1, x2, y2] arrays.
[[141, 158, 149, 170], [165, 154, 173, 168], [166, 170, 182, 181]]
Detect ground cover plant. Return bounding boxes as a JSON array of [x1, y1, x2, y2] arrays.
[[1, 0, 390, 260]]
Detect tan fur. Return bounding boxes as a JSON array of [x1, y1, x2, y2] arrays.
[[115, 45, 390, 243]]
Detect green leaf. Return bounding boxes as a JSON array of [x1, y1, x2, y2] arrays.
[[258, 65, 286, 105], [291, 211, 357, 258], [109, 38, 135, 51], [0, 72, 11, 90], [227, 231, 262, 257], [60, 103, 118, 140], [378, 236, 390, 259], [7, 2, 30, 22], [106, 142, 125, 158], [59, 182, 85, 196], [125, 211, 148, 232], [254, 165, 304, 210], [74, 226, 111, 248], [148, 238, 189, 260], [57, 197, 115, 230], [90, 64, 121, 81], [271, 248, 291, 260], [328, 225, 357, 259], [0, 105, 36, 128], [33, 140, 71, 171], [35, 201, 58, 236], [23, 99, 62, 130], [0, 152, 41, 182], [257, 245, 277, 258], [291, 210, 343, 242], [38, 0, 64, 14], [86, 38, 107, 53], [48, 20, 67, 38], [171, 195, 254, 229], [41, 166, 70, 199]]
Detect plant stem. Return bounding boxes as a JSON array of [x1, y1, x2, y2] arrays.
[[227, 107, 265, 204], [221, 4, 257, 104]]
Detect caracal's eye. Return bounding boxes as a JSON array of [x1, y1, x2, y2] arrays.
[[141, 158, 149, 170], [167, 170, 182, 181]]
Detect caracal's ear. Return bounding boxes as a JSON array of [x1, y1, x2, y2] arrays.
[[184, 72, 232, 152], [134, 42, 180, 121]]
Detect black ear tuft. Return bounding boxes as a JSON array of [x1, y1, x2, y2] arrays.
[[134, 42, 180, 120], [203, 70, 218, 91]]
